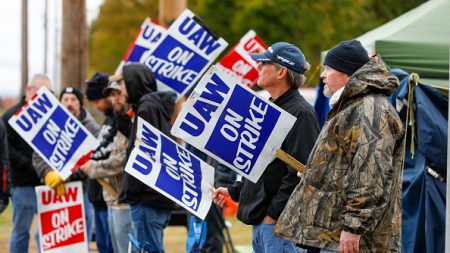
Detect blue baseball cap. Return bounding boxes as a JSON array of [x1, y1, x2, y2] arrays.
[[250, 42, 306, 74]]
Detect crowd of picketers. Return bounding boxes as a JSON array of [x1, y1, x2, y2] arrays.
[[0, 39, 404, 253]]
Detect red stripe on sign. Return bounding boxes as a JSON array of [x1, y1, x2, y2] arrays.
[[70, 150, 93, 172], [123, 29, 142, 61], [149, 18, 167, 29], [31, 93, 38, 101], [14, 107, 23, 116]]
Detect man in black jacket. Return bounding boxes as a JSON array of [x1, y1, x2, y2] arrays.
[[115, 63, 177, 253], [213, 42, 320, 253], [2, 74, 53, 253]]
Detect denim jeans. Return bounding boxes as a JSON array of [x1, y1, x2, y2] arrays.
[[95, 209, 113, 253], [84, 191, 93, 241], [252, 222, 297, 253], [108, 206, 133, 253], [130, 204, 171, 253], [9, 186, 38, 253]]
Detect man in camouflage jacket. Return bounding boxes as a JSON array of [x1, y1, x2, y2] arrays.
[[275, 40, 404, 253]]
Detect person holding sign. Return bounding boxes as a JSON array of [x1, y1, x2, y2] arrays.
[[33, 86, 101, 244], [114, 63, 178, 253], [213, 42, 320, 253], [80, 72, 117, 253], [275, 40, 404, 253], [2, 74, 53, 253], [81, 74, 133, 253]]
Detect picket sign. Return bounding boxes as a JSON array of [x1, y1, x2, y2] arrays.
[[8, 87, 99, 180], [217, 30, 267, 88], [7, 87, 119, 197], [36, 181, 88, 253], [143, 9, 228, 99], [171, 65, 303, 183], [124, 117, 214, 219], [115, 17, 167, 74]]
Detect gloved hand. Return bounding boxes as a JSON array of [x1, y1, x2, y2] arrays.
[[55, 183, 66, 196], [44, 171, 64, 188]]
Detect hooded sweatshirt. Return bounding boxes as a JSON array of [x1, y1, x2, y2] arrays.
[[118, 63, 177, 209]]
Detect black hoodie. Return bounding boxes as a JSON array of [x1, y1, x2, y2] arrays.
[[119, 63, 177, 209]]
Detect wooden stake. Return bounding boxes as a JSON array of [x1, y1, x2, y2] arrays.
[[97, 178, 118, 199], [275, 149, 305, 173]]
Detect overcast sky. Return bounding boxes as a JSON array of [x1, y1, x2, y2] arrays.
[[0, 0, 103, 98]]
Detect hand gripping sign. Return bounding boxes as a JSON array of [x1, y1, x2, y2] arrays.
[[125, 117, 215, 219], [171, 65, 303, 183], [217, 30, 267, 88], [143, 9, 228, 98], [115, 17, 167, 74], [36, 181, 88, 253], [8, 87, 99, 180]]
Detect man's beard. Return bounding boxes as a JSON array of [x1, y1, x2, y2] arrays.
[[67, 106, 80, 118], [323, 84, 333, 98]]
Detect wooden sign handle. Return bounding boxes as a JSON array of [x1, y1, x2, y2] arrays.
[[275, 149, 305, 173], [97, 178, 119, 199]]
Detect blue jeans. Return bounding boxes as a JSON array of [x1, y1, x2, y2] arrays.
[[95, 209, 113, 253], [252, 222, 297, 253], [108, 206, 133, 253], [130, 204, 171, 253], [9, 186, 38, 253]]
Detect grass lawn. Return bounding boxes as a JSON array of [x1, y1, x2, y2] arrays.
[[0, 204, 252, 252]]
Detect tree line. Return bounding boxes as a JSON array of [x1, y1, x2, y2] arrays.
[[89, 0, 425, 86]]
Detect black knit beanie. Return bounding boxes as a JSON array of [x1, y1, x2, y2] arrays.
[[60, 86, 84, 107], [324, 40, 370, 75], [85, 72, 109, 101]]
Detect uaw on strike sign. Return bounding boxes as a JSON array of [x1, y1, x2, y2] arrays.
[[171, 66, 296, 183], [217, 30, 267, 88], [8, 87, 99, 180], [36, 182, 88, 253], [143, 9, 228, 98], [125, 117, 214, 219], [116, 17, 166, 73]]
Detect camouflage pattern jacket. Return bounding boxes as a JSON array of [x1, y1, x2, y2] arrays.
[[275, 55, 405, 252]]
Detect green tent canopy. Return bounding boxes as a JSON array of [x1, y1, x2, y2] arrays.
[[321, 0, 450, 89], [375, 0, 450, 89]]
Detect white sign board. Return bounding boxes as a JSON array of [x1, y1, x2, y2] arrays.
[[171, 65, 296, 183], [217, 30, 267, 88], [116, 17, 167, 74], [8, 87, 99, 180], [36, 181, 88, 253], [125, 117, 214, 219], [143, 9, 228, 97]]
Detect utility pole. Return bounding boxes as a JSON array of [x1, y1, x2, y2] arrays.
[[44, 0, 48, 74], [61, 0, 87, 91], [159, 0, 186, 27], [21, 0, 28, 97], [159, 0, 187, 126]]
